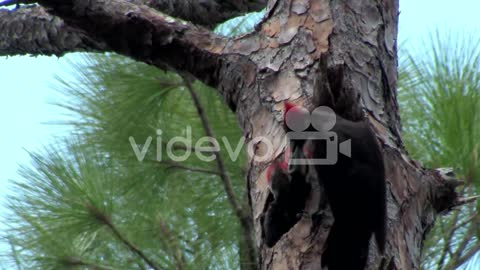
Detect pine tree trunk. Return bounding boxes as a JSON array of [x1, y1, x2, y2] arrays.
[[229, 1, 457, 269]]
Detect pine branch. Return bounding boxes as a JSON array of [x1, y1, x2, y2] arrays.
[[157, 219, 186, 270], [0, 6, 108, 56], [446, 220, 477, 270], [454, 195, 480, 206], [170, 142, 210, 154], [60, 257, 118, 270], [86, 204, 163, 270], [152, 160, 221, 176], [183, 77, 245, 220], [183, 76, 257, 268], [436, 209, 461, 270], [0, 0, 267, 27], [1, 0, 229, 87], [444, 242, 480, 270], [7, 237, 22, 270]]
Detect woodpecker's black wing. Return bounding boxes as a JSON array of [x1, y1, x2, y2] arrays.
[[315, 117, 386, 269]]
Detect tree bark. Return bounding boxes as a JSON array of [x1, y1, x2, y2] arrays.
[[0, 0, 462, 269], [0, 0, 267, 28]]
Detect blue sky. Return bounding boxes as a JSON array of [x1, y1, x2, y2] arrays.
[[0, 0, 479, 266], [0, 56, 73, 259], [398, 0, 480, 41], [0, 57, 72, 191]]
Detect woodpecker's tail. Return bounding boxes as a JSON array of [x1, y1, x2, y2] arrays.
[[374, 205, 386, 254], [322, 222, 371, 270], [371, 167, 387, 254]]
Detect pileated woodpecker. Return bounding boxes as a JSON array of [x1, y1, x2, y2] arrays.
[[283, 101, 386, 269], [262, 135, 311, 246], [262, 102, 320, 247], [263, 101, 386, 264], [314, 112, 386, 269], [262, 156, 293, 247]]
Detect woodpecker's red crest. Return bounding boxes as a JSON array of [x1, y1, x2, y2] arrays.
[[284, 101, 298, 114], [283, 101, 299, 127], [266, 147, 290, 184]]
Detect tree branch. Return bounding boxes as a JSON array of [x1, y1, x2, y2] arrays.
[[454, 195, 480, 206], [61, 257, 118, 270], [5, 0, 266, 27], [106, 221, 164, 270], [86, 203, 163, 270], [170, 142, 209, 154], [152, 160, 221, 176], [183, 77, 257, 268], [444, 243, 480, 270], [447, 220, 476, 268], [0, 6, 108, 56], [436, 209, 461, 270], [157, 219, 186, 270], [430, 168, 462, 213], [1, 0, 231, 87], [1, 0, 256, 106], [183, 78, 244, 219], [139, 0, 266, 28]]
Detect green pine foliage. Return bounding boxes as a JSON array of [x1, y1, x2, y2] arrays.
[[4, 51, 251, 269], [399, 30, 480, 270], [3, 52, 248, 269]]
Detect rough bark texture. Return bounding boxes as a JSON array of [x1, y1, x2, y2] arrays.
[[0, 0, 267, 28], [139, 0, 267, 27], [0, 0, 266, 56], [0, 6, 108, 56], [0, 0, 461, 269]]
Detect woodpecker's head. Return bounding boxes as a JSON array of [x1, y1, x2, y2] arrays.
[[284, 101, 298, 115], [283, 101, 298, 128], [266, 155, 289, 185], [265, 146, 292, 184], [265, 158, 290, 199]]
